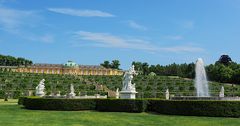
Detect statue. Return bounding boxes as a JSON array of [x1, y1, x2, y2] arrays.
[[56, 91, 61, 96], [68, 84, 76, 98], [165, 89, 170, 100], [120, 65, 138, 99], [122, 65, 137, 92], [36, 79, 45, 97], [219, 86, 224, 98], [116, 88, 119, 99]]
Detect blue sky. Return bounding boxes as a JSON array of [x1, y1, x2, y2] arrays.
[[0, 0, 240, 69]]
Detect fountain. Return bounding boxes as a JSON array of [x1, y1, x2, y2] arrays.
[[171, 58, 240, 101], [195, 58, 209, 97]]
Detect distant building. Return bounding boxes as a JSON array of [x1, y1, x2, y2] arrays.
[[1, 61, 123, 75]]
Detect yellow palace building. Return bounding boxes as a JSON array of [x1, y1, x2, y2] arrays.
[[12, 61, 123, 75]]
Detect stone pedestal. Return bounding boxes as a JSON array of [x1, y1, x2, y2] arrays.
[[120, 91, 138, 99], [219, 92, 224, 98], [68, 92, 76, 98], [36, 92, 45, 97]]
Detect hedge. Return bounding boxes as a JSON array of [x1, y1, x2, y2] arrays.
[[148, 99, 240, 117], [20, 97, 240, 117], [21, 97, 147, 112], [23, 97, 96, 111], [96, 99, 147, 113], [18, 96, 27, 105]]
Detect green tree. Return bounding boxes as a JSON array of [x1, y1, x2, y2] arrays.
[[111, 60, 120, 69], [142, 62, 149, 75], [132, 61, 143, 74], [217, 54, 232, 66], [100, 61, 111, 68]]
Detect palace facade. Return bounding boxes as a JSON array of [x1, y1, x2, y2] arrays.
[[4, 61, 123, 75]]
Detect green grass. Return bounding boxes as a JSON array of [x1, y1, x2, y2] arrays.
[[0, 99, 240, 126]]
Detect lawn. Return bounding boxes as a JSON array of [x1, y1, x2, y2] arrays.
[[0, 99, 240, 126]]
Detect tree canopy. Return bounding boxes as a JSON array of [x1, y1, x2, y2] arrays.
[[0, 54, 32, 66], [100, 60, 121, 70], [217, 54, 232, 65]]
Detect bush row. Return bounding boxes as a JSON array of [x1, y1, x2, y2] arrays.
[[20, 97, 147, 112], [96, 99, 147, 112], [22, 97, 96, 111], [20, 97, 240, 117], [148, 99, 240, 117]]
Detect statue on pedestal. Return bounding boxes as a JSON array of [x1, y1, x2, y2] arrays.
[[68, 84, 76, 98], [120, 65, 138, 99], [36, 79, 45, 97], [122, 65, 138, 92], [165, 89, 170, 100], [116, 88, 119, 99], [219, 86, 224, 98]]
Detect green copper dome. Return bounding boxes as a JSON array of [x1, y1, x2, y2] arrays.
[[64, 61, 78, 68]]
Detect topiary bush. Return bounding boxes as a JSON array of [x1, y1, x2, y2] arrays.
[[96, 99, 148, 113], [148, 99, 240, 117]]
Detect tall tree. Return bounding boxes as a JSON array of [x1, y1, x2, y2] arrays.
[[100, 61, 111, 68], [132, 61, 143, 74], [217, 54, 232, 65], [111, 60, 120, 70], [100, 60, 121, 69]]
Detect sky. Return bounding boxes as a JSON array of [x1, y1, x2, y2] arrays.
[[0, 0, 240, 69]]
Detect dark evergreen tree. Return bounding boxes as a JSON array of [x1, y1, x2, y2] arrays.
[[217, 54, 232, 65]]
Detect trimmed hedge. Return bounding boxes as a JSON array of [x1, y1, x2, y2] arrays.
[[20, 97, 240, 117], [21, 97, 147, 112], [148, 99, 240, 117], [96, 99, 147, 113], [23, 98, 96, 111], [18, 96, 27, 105]]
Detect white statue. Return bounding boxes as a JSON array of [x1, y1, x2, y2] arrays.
[[68, 84, 76, 98], [165, 89, 170, 100], [36, 79, 45, 97], [219, 86, 224, 98], [56, 91, 61, 96], [116, 88, 119, 99], [122, 65, 137, 92]]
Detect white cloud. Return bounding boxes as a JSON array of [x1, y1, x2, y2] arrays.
[[0, 7, 37, 33], [74, 31, 156, 51], [165, 35, 183, 40], [29, 34, 55, 43], [0, 7, 54, 43], [48, 8, 114, 17], [127, 20, 147, 31], [73, 31, 204, 53], [161, 46, 204, 52]]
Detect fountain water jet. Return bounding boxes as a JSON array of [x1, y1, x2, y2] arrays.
[[170, 58, 240, 100], [195, 58, 209, 97]]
